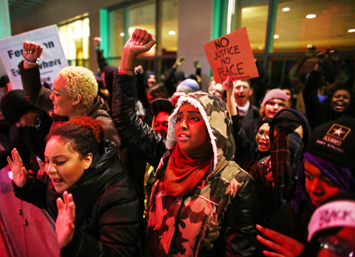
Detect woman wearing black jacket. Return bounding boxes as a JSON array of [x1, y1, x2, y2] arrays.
[[303, 52, 354, 131], [9, 116, 141, 257], [112, 28, 260, 257]]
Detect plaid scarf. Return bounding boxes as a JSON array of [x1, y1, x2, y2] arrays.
[[271, 130, 290, 208]]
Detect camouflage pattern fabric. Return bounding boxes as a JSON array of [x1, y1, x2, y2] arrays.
[[147, 92, 246, 256]]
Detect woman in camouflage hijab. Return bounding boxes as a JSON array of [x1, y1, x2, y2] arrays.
[[147, 91, 260, 256], [113, 28, 260, 257]]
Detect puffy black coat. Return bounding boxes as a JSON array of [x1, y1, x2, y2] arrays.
[[14, 142, 142, 257]]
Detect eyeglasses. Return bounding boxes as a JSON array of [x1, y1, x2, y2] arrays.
[[257, 130, 269, 139], [318, 237, 354, 257]]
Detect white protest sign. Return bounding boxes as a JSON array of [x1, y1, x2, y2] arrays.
[[0, 25, 67, 90]]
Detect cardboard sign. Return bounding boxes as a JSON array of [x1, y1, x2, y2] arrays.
[[203, 27, 259, 83], [0, 25, 67, 90]]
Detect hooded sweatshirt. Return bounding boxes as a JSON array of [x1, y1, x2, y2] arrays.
[[147, 91, 260, 257]]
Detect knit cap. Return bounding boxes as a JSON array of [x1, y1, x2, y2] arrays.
[[0, 90, 35, 125], [144, 71, 156, 85], [261, 89, 289, 107], [269, 108, 311, 150], [176, 79, 199, 93], [306, 115, 355, 170]]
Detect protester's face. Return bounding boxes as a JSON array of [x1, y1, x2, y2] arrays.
[[153, 111, 169, 139], [16, 111, 37, 127], [44, 136, 92, 194], [147, 75, 156, 87], [234, 80, 252, 107], [208, 83, 224, 100], [317, 227, 355, 257], [330, 90, 351, 113], [175, 103, 208, 154], [50, 75, 76, 117], [264, 99, 287, 118], [256, 123, 270, 152], [304, 160, 341, 207]]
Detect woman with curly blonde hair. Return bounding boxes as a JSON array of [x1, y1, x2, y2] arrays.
[[19, 42, 121, 152]]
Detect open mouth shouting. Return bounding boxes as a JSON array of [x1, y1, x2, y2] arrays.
[[258, 141, 270, 152], [51, 177, 64, 186]]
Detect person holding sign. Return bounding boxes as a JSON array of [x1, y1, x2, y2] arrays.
[[9, 116, 141, 256], [234, 79, 259, 127], [18, 42, 121, 154], [112, 28, 260, 256]]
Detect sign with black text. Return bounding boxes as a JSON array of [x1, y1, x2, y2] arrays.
[[0, 25, 67, 90], [203, 27, 259, 83]]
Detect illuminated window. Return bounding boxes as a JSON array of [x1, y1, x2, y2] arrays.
[[237, 1, 269, 53], [107, 9, 124, 67], [160, 0, 178, 54], [106, 0, 178, 78], [274, 0, 355, 52], [58, 15, 90, 67], [127, 1, 156, 57]]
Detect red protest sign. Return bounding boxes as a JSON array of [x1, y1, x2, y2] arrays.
[[203, 27, 259, 83]]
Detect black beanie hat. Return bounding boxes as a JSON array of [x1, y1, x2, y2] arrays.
[[306, 115, 355, 170], [0, 90, 35, 125], [269, 108, 311, 153], [144, 71, 156, 85]]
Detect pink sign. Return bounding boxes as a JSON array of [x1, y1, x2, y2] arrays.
[[203, 27, 259, 83]]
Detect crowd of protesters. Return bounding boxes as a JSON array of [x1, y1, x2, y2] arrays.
[[0, 28, 354, 257]]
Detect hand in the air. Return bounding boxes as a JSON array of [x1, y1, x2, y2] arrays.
[[56, 191, 76, 247], [23, 41, 43, 62], [7, 148, 29, 188]]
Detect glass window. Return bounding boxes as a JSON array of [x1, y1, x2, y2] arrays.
[[107, 1, 156, 67], [160, 0, 178, 54], [237, 0, 269, 53], [58, 16, 90, 67], [107, 0, 178, 79], [159, 0, 178, 79], [274, 0, 355, 52], [107, 9, 124, 67], [127, 1, 156, 58]]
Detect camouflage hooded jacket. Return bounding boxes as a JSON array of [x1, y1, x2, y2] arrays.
[[147, 92, 260, 257]]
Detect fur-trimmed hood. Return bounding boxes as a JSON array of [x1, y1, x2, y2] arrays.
[[166, 91, 235, 170]]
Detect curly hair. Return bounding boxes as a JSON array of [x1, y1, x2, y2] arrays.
[[58, 66, 98, 107], [46, 116, 104, 159]]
